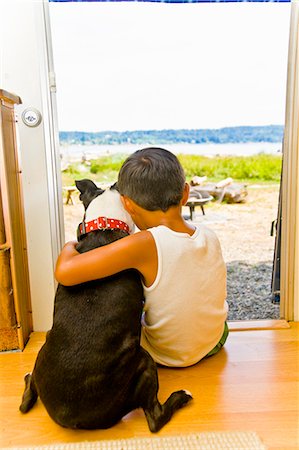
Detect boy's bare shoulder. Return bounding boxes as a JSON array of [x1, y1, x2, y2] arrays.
[[123, 230, 156, 261], [126, 230, 156, 251], [127, 231, 157, 285]]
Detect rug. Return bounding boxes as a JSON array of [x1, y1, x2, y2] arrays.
[[3, 431, 267, 449]]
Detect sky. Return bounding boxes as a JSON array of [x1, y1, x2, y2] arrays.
[[49, 2, 291, 132]]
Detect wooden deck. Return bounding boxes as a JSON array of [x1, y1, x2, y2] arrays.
[[0, 322, 298, 449]]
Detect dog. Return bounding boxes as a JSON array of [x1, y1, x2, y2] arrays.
[[19, 179, 192, 432]]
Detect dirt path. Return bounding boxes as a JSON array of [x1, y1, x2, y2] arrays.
[[186, 184, 279, 262], [184, 185, 280, 320]]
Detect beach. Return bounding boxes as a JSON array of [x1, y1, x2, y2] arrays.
[[60, 142, 282, 163]]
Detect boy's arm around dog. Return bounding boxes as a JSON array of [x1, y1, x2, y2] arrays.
[[55, 231, 157, 287]]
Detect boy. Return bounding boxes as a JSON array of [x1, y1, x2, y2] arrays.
[[55, 147, 228, 367]]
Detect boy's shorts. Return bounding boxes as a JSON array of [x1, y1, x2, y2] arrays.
[[204, 322, 229, 358]]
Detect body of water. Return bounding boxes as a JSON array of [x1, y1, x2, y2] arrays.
[[61, 142, 282, 162]]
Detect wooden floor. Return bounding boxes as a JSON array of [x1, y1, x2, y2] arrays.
[[0, 323, 298, 450]]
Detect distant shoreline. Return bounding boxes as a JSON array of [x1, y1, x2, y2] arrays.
[[60, 141, 282, 162], [59, 125, 284, 149]]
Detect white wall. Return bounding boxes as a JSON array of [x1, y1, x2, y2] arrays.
[[0, 0, 64, 330]]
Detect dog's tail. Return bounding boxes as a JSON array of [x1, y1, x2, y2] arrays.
[[19, 373, 38, 413]]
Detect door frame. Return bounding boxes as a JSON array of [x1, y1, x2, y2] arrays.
[[280, 2, 299, 321]]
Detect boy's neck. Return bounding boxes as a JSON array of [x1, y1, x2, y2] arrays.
[[122, 191, 196, 236], [143, 207, 195, 236]]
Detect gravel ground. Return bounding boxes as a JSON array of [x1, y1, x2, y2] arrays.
[[183, 185, 280, 320], [63, 184, 280, 321]]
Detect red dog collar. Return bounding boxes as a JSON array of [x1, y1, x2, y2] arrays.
[[78, 216, 130, 237]]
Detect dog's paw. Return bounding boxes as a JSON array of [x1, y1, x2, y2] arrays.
[[183, 389, 193, 399], [182, 390, 193, 406], [170, 389, 193, 409]]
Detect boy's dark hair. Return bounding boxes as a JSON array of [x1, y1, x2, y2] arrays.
[[117, 147, 186, 212]]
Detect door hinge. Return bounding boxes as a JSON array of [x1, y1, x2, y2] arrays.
[[49, 71, 57, 93]]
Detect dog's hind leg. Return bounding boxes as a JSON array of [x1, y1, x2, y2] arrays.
[[131, 350, 192, 433], [19, 373, 38, 413]]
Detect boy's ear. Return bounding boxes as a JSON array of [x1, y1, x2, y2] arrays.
[[121, 195, 135, 215], [182, 183, 190, 206]]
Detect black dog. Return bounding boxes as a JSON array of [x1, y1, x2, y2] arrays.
[[19, 180, 192, 432]]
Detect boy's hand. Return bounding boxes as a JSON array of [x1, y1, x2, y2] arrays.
[[63, 240, 79, 254], [55, 240, 79, 285]]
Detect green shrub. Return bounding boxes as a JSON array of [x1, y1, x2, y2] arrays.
[[61, 152, 282, 187], [178, 153, 282, 182], [90, 155, 126, 174]]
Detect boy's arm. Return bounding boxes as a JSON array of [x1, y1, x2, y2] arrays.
[[55, 230, 154, 286]]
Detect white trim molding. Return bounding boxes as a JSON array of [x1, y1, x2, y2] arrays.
[[0, 0, 64, 330], [281, 1, 299, 321]]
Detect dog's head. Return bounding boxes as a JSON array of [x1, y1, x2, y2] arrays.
[[75, 179, 135, 234]]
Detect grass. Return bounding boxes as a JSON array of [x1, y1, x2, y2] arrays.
[[61, 153, 282, 187], [178, 153, 282, 183]]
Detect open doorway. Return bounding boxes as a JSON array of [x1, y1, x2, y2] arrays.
[[49, 1, 290, 321]]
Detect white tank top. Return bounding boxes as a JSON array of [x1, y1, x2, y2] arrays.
[[140, 225, 228, 367]]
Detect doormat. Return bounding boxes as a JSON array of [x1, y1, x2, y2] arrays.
[[2, 431, 267, 449]]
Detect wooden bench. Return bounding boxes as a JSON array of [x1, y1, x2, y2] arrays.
[[186, 195, 213, 220], [63, 186, 76, 205], [190, 177, 248, 204]]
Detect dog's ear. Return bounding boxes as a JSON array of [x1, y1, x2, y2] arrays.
[[75, 179, 104, 209], [110, 182, 119, 192], [75, 179, 98, 195]]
